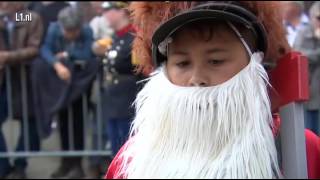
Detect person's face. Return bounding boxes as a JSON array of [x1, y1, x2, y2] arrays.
[[103, 9, 125, 29], [63, 28, 81, 41], [166, 23, 250, 87], [311, 14, 320, 29], [91, 2, 104, 15]]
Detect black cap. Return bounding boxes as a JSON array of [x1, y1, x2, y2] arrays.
[[151, 2, 268, 67]]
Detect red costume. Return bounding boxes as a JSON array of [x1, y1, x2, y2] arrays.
[[105, 2, 320, 178], [106, 125, 320, 179]]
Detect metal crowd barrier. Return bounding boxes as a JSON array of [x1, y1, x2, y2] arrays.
[[0, 64, 112, 158]]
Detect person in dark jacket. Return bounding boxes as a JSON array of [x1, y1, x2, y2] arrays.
[[88, 2, 143, 178], [40, 6, 94, 179], [0, 2, 43, 179], [102, 1, 140, 156]]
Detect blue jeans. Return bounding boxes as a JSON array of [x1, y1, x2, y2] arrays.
[[90, 117, 130, 166], [0, 84, 40, 176], [90, 113, 109, 166], [107, 118, 131, 157], [305, 110, 319, 135]]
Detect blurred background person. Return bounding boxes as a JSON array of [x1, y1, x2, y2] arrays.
[[304, 1, 317, 13], [0, 2, 43, 179], [74, 1, 95, 25], [293, 1, 320, 135], [90, 1, 114, 42], [87, 2, 115, 178], [282, 1, 309, 47], [40, 6, 94, 179], [91, 1, 114, 57], [27, 1, 69, 43], [101, 1, 136, 157], [88, 2, 144, 178]]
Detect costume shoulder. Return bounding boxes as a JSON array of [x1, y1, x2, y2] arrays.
[[305, 129, 320, 179], [105, 141, 129, 179]]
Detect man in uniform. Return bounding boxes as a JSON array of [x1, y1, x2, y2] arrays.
[[101, 1, 142, 157]]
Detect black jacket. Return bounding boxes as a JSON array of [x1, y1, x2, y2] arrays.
[[101, 25, 143, 120], [31, 58, 99, 138]]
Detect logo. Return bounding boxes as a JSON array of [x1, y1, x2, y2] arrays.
[[15, 11, 32, 22]]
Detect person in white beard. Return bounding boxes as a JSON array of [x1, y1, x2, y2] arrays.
[[120, 21, 282, 179], [105, 2, 320, 179]]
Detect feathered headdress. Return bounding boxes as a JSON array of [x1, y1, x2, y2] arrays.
[[129, 1, 290, 75]]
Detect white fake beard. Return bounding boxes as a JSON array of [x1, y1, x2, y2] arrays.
[[117, 53, 282, 179]]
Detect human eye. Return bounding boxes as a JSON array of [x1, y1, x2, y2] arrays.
[[176, 60, 191, 68], [208, 59, 225, 66]]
